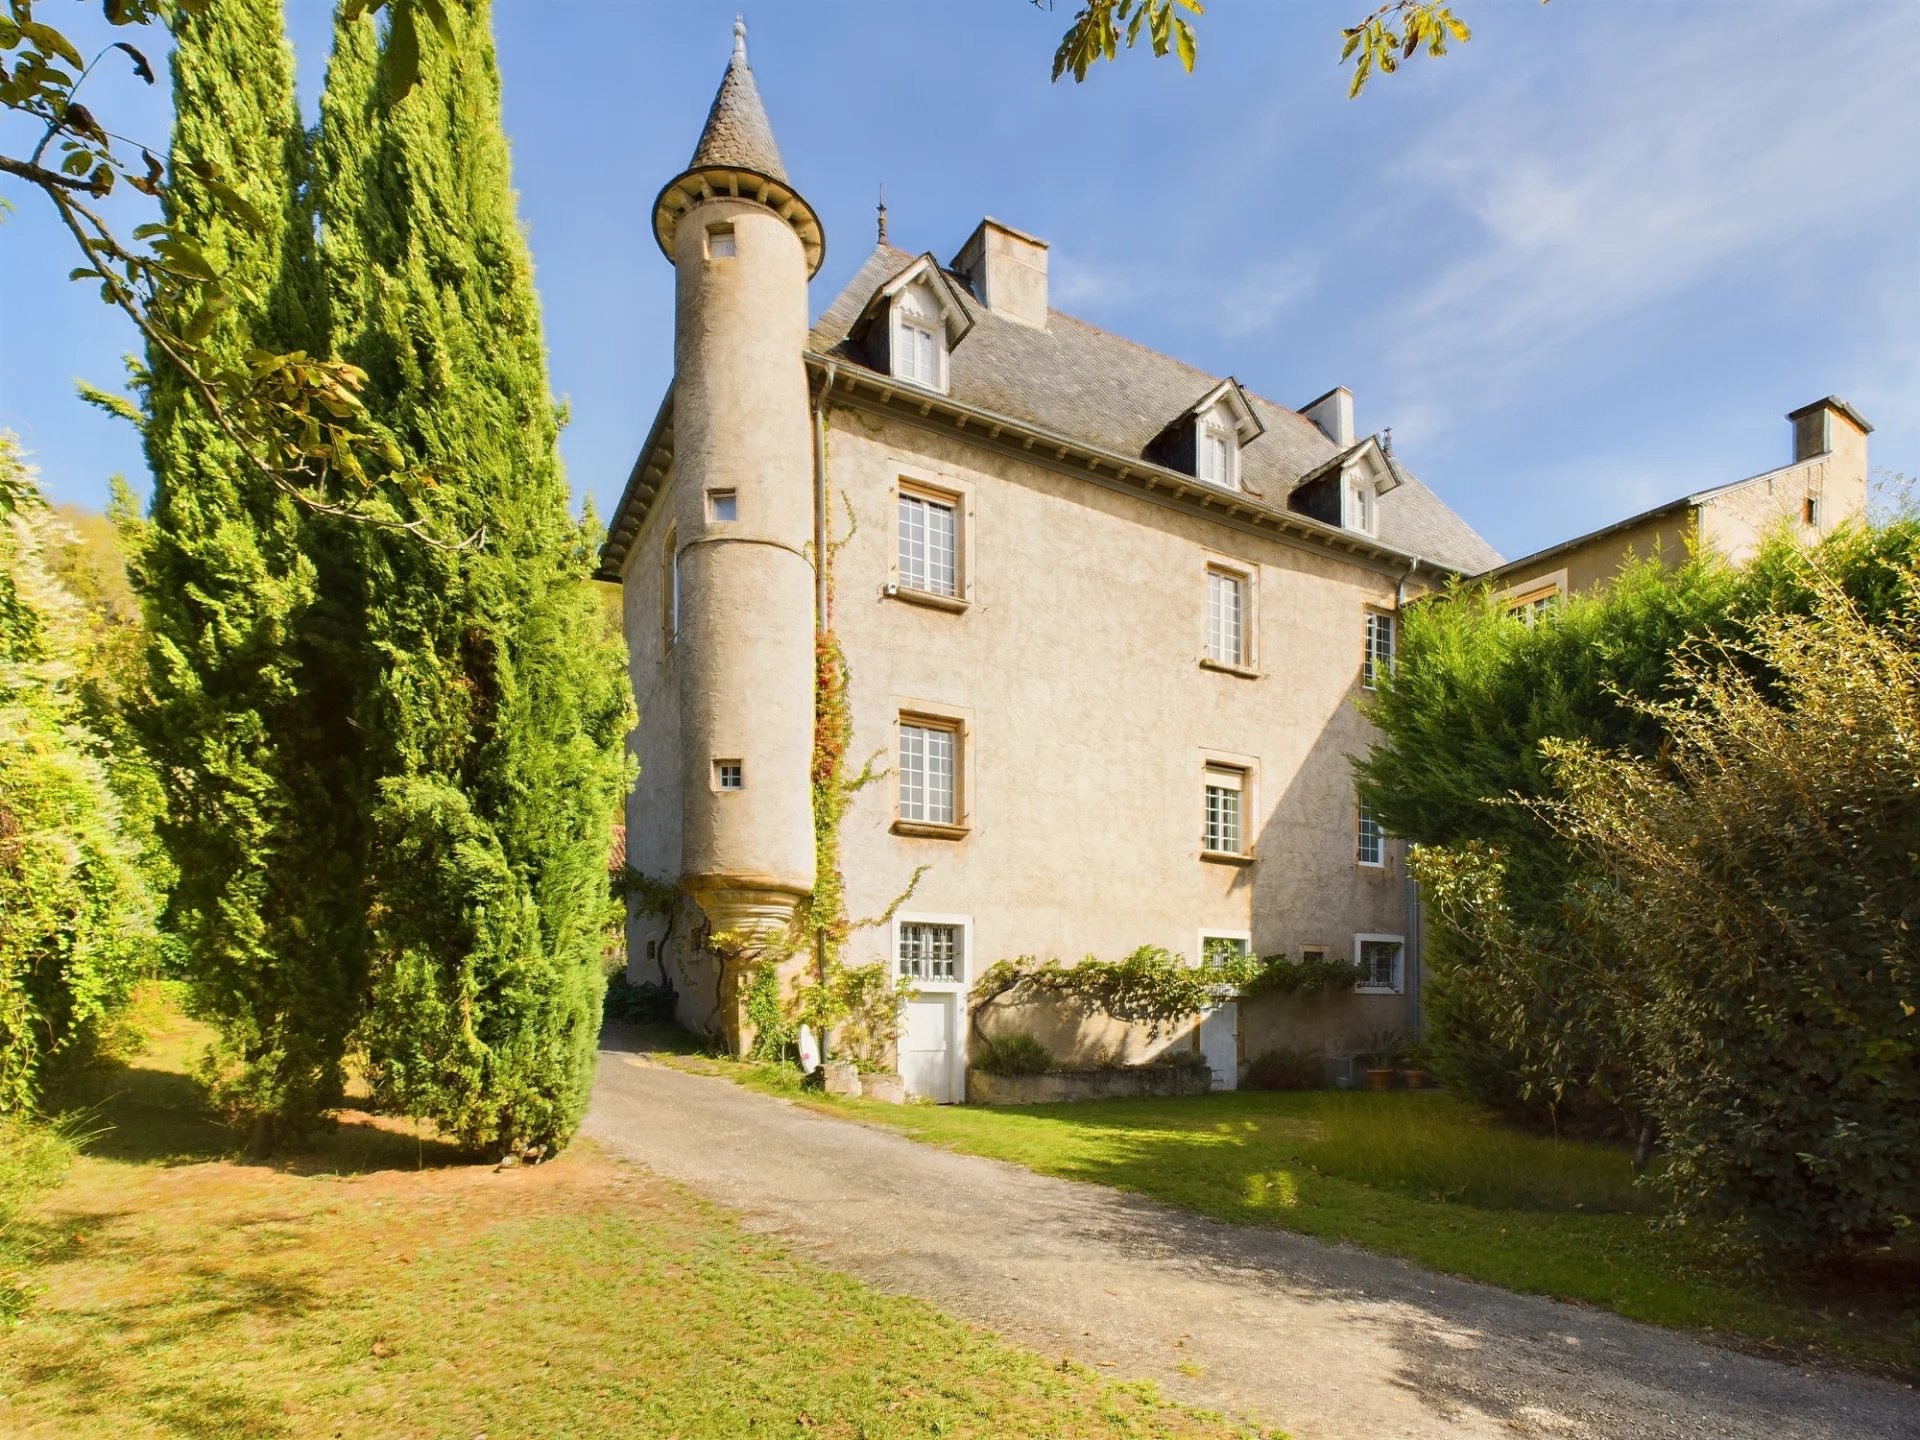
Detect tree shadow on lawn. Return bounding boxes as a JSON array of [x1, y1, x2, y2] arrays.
[[53, 1053, 470, 1175]]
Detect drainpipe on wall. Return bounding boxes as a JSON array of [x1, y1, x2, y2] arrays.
[[1394, 555, 1423, 1037]]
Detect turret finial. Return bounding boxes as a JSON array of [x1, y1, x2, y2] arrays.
[[733, 15, 747, 63], [877, 184, 888, 245]]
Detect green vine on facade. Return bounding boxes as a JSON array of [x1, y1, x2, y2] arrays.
[[971, 945, 1363, 1043]]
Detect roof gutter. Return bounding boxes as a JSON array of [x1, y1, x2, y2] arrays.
[[812, 360, 836, 630]]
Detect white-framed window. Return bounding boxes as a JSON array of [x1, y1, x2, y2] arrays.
[[1200, 932, 1252, 967], [898, 489, 958, 597], [713, 759, 743, 792], [1197, 425, 1237, 488], [1509, 588, 1559, 625], [706, 222, 736, 259], [1203, 764, 1245, 855], [707, 488, 737, 522], [1206, 567, 1246, 666], [899, 718, 958, 826], [896, 916, 968, 985], [1348, 476, 1377, 535], [1354, 934, 1405, 994], [1362, 610, 1395, 689], [1356, 799, 1384, 867], [661, 528, 680, 649]]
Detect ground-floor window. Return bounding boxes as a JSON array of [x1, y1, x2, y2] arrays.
[[898, 920, 963, 983], [1354, 934, 1405, 994]]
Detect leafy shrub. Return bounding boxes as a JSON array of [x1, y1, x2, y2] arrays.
[[1548, 566, 1919, 1253], [1243, 1048, 1323, 1091], [603, 973, 677, 1024], [974, 1031, 1055, 1076], [0, 438, 155, 1112]]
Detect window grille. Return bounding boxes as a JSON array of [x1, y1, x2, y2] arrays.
[[1356, 801, 1384, 866], [1362, 611, 1395, 688], [898, 492, 958, 597], [1207, 569, 1245, 665], [899, 722, 957, 825], [898, 922, 961, 982], [1203, 766, 1244, 854], [1358, 939, 1402, 991]]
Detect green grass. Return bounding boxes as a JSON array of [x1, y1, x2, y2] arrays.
[[0, 989, 1276, 1439], [663, 1050, 1919, 1378]]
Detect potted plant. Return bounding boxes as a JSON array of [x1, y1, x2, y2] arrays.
[[1399, 1038, 1429, 1090], [1360, 1027, 1402, 1091]]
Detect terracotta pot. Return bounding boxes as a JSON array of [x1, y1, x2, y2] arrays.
[[1367, 1067, 1393, 1091], [1400, 1068, 1427, 1090]]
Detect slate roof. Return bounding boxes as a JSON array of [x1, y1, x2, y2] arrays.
[[686, 42, 787, 181], [812, 244, 1504, 576]]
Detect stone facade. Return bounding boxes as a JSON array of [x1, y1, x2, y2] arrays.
[[606, 30, 1869, 1099]]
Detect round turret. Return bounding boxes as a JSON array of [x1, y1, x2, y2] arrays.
[[662, 24, 820, 953]]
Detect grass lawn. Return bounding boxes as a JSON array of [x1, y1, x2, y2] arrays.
[[662, 1046, 1919, 1379], [0, 989, 1275, 1440]]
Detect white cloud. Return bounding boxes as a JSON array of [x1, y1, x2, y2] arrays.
[[1381, 2, 1920, 438]]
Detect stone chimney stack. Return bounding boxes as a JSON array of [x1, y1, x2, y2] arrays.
[[1300, 387, 1354, 447], [952, 218, 1049, 329]]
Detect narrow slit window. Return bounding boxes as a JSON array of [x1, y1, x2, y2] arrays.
[[1203, 765, 1245, 855], [899, 720, 957, 825], [706, 223, 736, 259], [1802, 495, 1819, 527], [1207, 568, 1246, 665], [898, 491, 958, 597], [662, 529, 680, 648]]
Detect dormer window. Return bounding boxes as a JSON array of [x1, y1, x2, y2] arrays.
[[1197, 424, 1237, 488], [1150, 379, 1262, 491]]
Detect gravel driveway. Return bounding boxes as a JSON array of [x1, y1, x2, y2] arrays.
[[582, 1033, 1917, 1440]]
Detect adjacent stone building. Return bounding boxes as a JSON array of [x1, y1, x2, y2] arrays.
[[602, 29, 1870, 1099], [1489, 397, 1871, 612]]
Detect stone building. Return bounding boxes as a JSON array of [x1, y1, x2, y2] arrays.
[[1490, 397, 1872, 613], [602, 29, 1868, 1099]]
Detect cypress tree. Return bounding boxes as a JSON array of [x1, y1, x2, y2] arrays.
[[315, 0, 632, 1155], [134, 0, 370, 1135]]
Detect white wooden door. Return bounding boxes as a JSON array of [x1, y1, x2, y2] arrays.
[[901, 994, 956, 1102], [1197, 1002, 1238, 1091]]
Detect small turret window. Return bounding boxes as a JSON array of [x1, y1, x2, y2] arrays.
[[706, 223, 736, 259], [713, 759, 743, 792], [707, 488, 737, 522]]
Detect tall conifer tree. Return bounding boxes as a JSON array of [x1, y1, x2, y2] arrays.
[[135, 0, 370, 1135], [315, 0, 632, 1155]]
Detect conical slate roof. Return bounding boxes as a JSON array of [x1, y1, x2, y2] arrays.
[[687, 25, 787, 181]]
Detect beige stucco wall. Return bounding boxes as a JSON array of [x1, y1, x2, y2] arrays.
[[814, 405, 1421, 1079], [1498, 509, 1696, 602], [1697, 449, 1866, 564]]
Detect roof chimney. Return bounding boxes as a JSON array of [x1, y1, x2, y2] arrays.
[[1300, 387, 1354, 447], [1786, 395, 1872, 463], [951, 218, 1049, 329]]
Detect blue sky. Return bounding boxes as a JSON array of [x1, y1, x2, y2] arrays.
[[3, 0, 1915, 565]]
